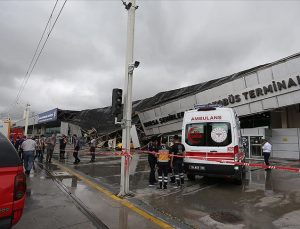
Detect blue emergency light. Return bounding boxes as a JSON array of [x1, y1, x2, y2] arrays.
[[194, 104, 223, 111]]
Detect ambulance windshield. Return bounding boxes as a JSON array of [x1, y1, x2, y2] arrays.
[[185, 122, 232, 146]]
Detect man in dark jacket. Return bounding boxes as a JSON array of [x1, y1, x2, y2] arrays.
[[59, 135, 67, 160], [73, 134, 81, 164], [89, 136, 97, 162], [170, 135, 185, 187], [148, 137, 158, 186], [46, 134, 56, 164], [14, 136, 21, 151]]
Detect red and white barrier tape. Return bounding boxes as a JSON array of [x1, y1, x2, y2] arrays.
[[218, 160, 300, 173], [60, 148, 300, 173]]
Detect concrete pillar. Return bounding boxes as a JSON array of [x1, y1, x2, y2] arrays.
[[281, 108, 288, 128], [271, 111, 282, 128], [41, 125, 46, 135]]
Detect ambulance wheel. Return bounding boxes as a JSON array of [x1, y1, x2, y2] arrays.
[[187, 174, 196, 181], [234, 172, 243, 185], [242, 165, 246, 175]]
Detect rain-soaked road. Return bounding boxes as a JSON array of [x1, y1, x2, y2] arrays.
[[55, 149, 300, 229]]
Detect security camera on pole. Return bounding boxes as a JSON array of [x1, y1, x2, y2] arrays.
[[113, 0, 138, 197]]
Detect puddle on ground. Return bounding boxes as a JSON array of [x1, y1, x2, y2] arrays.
[[210, 211, 243, 224]]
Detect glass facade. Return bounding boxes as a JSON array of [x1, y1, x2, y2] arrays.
[[45, 127, 60, 136]]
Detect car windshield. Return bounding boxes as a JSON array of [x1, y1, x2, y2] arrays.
[[185, 122, 232, 146]]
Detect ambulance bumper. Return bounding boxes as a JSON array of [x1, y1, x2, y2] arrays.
[[184, 162, 242, 178]]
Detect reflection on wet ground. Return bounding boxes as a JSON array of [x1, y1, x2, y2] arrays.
[[52, 150, 300, 229], [16, 165, 100, 229], [42, 162, 163, 228]]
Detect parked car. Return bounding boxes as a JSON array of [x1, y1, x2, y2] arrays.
[[0, 132, 26, 228]]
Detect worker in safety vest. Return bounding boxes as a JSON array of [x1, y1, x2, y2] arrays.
[[156, 137, 170, 189]]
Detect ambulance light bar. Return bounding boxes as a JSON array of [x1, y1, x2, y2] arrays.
[[194, 104, 223, 111]]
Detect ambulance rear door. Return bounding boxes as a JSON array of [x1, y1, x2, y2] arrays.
[[183, 108, 237, 165]]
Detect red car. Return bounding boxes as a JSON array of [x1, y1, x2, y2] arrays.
[[0, 132, 26, 228]]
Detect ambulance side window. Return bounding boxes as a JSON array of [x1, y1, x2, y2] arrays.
[[185, 123, 206, 146]]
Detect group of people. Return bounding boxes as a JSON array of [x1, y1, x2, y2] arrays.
[[10, 134, 80, 175], [67, 134, 97, 164], [11, 134, 56, 175], [147, 136, 272, 189], [147, 135, 185, 189]]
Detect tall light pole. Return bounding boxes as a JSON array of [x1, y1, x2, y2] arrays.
[[24, 104, 30, 136], [32, 112, 35, 135], [118, 0, 138, 197]]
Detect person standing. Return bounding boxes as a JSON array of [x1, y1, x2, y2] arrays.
[[59, 135, 67, 160], [35, 136, 41, 161], [18, 136, 26, 161], [10, 135, 14, 145], [147, 137, 158, 186], [73, 134, 81, 164], [40, 135, 45, 162], [21, 136, 36, 175], [262, 139, 272, 171], [156, 137, 170, 189], [35, 136, 45, 163], [89, 136, 97, 162], [46, 134, 56, 163], [170, 135, 185, 187], [14, 136, 21, 153]]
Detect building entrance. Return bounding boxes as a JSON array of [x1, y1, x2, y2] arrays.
[[242, 136, 263, 159]]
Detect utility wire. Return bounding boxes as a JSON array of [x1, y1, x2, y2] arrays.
[[18, 0, 68, 104], [26, 0, 68, 81], [13, 0, 59, 108], [9, 0, 68, 117]]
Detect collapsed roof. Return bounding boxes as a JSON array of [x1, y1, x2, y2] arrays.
[[63, 52, 300, 136]]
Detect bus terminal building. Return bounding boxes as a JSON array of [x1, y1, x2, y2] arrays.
[[14, 52, 300, 160]]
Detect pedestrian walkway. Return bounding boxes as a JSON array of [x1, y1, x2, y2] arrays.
[[15, 159, 172, 229], [14, 165, 100, 229]]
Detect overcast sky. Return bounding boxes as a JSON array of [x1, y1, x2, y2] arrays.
[[1, 0, 300, 119]]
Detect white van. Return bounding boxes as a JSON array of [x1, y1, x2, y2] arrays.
[[182, 105, 245, 184]]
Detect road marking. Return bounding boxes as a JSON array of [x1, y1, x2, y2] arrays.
[[52, 171, 71, 176], [52, 161, 173, 229]]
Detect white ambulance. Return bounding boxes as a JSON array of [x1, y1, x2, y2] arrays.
[[182, 105, 245, 184]]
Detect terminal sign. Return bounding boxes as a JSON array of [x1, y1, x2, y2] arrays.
[[38, 108, 57, 123], [212, 75, 300, 106], [143, 111, 184, 128]]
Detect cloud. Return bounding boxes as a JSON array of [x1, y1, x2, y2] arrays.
[[1, 0, 300, 119]]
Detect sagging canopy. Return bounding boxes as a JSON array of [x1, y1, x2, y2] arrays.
[[58, 63, 268, 137], [58, 107, 121, 136], [58, 51, 300, 137]]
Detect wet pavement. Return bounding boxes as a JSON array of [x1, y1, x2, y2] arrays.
[[15, 155, 168, 229], [16, 146, 300, 229], [57, 147, 300, 229], [14, 165, 99, 229]]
